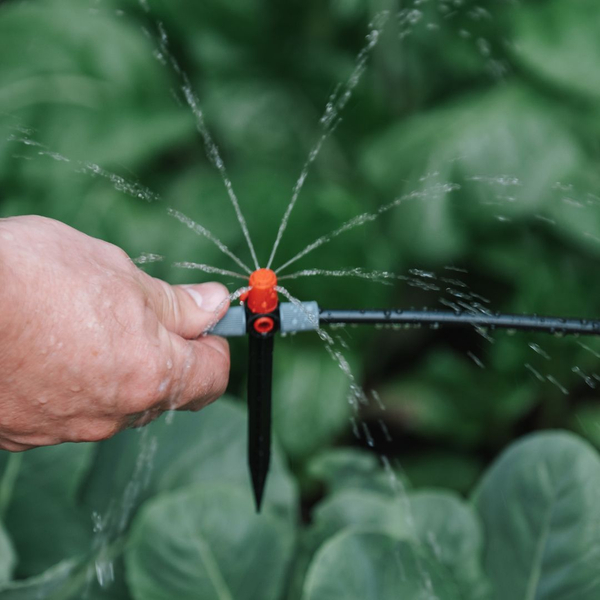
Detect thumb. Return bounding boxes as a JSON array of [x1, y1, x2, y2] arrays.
[[150, 280, 231, 339]]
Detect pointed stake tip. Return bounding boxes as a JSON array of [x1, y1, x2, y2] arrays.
[[252, 483, 265, 513]]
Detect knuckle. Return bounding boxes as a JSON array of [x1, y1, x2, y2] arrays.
[[107, 243, 131, 265]]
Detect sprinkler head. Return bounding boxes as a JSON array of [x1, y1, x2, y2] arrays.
[[246, 268, 278, 315]]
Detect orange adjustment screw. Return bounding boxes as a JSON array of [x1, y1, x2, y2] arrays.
[[244, 268, 279, 315]]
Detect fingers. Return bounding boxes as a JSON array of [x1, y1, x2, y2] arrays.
[[148, 279, 231, 339], [128, 275, 231, 419], [162, 331, 230, 412]]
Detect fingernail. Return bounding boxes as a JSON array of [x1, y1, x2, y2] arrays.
[[184, 287, 204, 308], [185, 284, 229, 312]]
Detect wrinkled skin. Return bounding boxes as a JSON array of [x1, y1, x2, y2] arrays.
[[0, 216, 231, 451]]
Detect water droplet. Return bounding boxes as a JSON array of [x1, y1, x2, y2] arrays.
[[467, 351, 484, 368], [529, 343, 550, 360], [92, 511, 103, 533], [477, 38, 491, 57], [546, 375, 569, 395], [361, 422, 375, 447]]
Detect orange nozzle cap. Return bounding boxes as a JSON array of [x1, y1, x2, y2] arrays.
[[247, 268, 278, 314]]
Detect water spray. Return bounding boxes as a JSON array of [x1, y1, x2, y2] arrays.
[[210, 268, 600, 511]]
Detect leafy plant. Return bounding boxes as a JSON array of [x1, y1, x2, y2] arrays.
[[0, 406, 599, 599]]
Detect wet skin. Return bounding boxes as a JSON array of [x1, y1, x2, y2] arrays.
[[0, 216, 230, 451]]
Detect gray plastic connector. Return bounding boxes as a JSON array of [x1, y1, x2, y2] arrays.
[[209, 306, 247, 337], [279, 301, 320, 333], [208, 302, 320, 337]]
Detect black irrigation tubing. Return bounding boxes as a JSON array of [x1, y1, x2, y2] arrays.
[[318, 309, 600, 336]]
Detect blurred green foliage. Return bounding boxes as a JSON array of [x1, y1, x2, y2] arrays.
[[1, 0, 600, 597]]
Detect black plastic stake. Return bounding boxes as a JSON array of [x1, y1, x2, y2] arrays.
[[246, 313, 277, 512]]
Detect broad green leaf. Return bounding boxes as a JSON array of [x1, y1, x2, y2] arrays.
[[0, 555, 127, 600], [289, 488, 402, 597], [309, 489, 411, 549], [125, 484, 294, 600], [408, 491, 491, 600], [150, 405, 295, 514], [0, 559, 78, 600], [302, 531, 460, 600], [0, 2, 167, 99], [510, 0, 600, 101], [273, 348, 352, 463], [82, 398, 296, 530], [306, 488, 489, 600], [0, 1, 192, 173], [473, 431, 600, 599], [0, 443, 95, 577], [306, 448, 397, 496], [360, 85, 584, 261]]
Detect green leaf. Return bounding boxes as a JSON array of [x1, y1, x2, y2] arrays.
[[510, 0, 600, 101], [0, 2, 167, 98], [0, 559, 78, 600], [309, 489, 411, 549], [302, 531, 460, 600], [0, 443, 95, 577], [82, 398, 297, 530], [273, 348, 352, 463], [408, 491, 491, 600], [360, 85, 584, 262], [306, 488, 489, 600], [0, 1, 192, 173], [473, 431, 600, 599], [306, 448, 398, 496], [125, 484, 294, 600]]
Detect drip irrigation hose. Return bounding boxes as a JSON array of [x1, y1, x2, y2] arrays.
[[318, 309, 600, 336], [211, 303, 600, 338]]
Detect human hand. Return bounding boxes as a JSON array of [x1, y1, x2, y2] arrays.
[[0, 215, 230, 451]]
